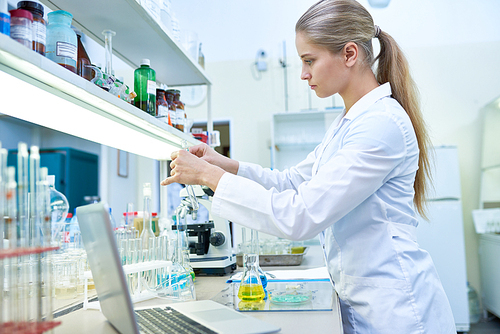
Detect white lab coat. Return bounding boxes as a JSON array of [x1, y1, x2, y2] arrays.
[[212, 83, 456, 333]]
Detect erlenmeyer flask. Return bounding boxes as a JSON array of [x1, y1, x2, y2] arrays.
[[250, 230, 268, 297], [238, 253, 265, 302]]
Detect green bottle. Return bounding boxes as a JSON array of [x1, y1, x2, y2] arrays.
[[134, 58, 156, 116]]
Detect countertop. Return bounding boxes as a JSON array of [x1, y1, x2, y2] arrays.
[[53, 245, 342, 334]]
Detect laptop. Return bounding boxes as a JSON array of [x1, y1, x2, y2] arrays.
[[76, 202, 280, 334]]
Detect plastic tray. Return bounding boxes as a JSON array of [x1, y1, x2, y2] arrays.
[[236, 247, 308, 267]]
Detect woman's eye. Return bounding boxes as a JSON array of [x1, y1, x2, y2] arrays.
[[304, 60, 312, 65]]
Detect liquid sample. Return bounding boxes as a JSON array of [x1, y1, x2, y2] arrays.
[[238, 284, 265, 302]]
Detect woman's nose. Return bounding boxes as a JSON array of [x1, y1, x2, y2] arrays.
[[301, 70, 311, 81]]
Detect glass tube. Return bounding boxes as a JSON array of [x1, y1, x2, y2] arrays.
[[6, 167, 18, 322], [102, 29, 116, 77], [17, 143, 29, 323], [0, 147, 5, 326], [29, 145, 42, 321]]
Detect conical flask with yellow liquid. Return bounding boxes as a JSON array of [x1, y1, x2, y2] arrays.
[[238, 253, 265, 302]]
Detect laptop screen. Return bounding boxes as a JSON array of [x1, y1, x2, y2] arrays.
[[76, 202, 139, 334]]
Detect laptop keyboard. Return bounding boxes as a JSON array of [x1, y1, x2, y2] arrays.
[[135, 307, 218, 334]]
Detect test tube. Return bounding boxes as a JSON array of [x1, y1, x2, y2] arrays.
[[0, 146, 4, 325], [30, 146, 43, 322], [6, 167, 18, 322]]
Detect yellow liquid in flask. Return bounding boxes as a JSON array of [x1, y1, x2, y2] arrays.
[[238, 284, 265, 302]]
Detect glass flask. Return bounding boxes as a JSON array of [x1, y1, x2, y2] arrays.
[[238, 253, 265, 302], [251, 230, 268, 297], [46, 10, 77, 73], [47, 175, 69, 246]]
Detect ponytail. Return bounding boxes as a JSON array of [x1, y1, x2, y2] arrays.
[[375, 31, 431, 218]]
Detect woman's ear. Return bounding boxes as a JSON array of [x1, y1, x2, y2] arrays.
[[343, 42, 358, 68]]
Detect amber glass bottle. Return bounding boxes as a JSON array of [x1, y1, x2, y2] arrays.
[[165, 90, 178, 129], [168, 89, 185, 131], [75, 30, 93, 81], [17, 1, 45, 55]]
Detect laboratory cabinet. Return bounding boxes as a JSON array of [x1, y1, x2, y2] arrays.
[[271, 109, 342, 170], [7, 147, 98, 213], [479, 233, 500, 318]]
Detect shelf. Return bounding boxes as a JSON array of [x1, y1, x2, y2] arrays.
[[0, 33, 199, 160], [0, 246, 60, 259], [40, 0, 212, 86]]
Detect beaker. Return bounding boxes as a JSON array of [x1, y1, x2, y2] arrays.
[[238, 253, 265, 302], [53, 260, 77, 299]]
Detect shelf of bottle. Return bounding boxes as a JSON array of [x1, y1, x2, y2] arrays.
[[0, 320, 62, 334], [0, 33, 199, 160], [40, 0, 211, 86], [0, 246, 60, 260]]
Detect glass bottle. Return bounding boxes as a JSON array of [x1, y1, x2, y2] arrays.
[[238, 253, 265, 302], [156, 89, 170, 121], [17, 1, 45, 55], [171, 89, 186, 131], [9, 8, 32, 48], [165, 89, 177, 128], [47, 175, 69, 246], [46, 10, 77, 73], [0, 0, 10, 36], [74, 29, 93, 81], [134, 59, 156, 116]]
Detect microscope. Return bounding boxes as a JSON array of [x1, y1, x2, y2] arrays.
[[174, 185, 236, 275]]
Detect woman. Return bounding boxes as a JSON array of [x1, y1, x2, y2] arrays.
[[161, 0, 456, 332]]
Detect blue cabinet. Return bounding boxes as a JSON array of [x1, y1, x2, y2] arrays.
[[8, 147, 98, 213]]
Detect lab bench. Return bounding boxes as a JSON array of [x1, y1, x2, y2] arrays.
[[53, 245, 342, 334]]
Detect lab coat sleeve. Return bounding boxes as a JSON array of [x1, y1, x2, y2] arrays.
[[236, 147, 318, 192], [212, 112, 409, 240]]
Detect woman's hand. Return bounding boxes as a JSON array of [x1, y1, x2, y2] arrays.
[[189, 143, 239, 175], [160, 149, 225, 191]]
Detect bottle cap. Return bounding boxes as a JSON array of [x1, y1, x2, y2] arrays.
[[140, 59, 151, 66], [9, 8, 33, 21], [17, 1, 44, 16]]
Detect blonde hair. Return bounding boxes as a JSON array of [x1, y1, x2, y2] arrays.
[[296, 0, 431, 218]]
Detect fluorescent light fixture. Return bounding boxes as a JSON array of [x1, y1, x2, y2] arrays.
[[0, 37, 197, 160], [0, 70, 179, 160]]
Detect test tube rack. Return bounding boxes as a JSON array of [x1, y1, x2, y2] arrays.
[[0, 246, 62, 334], [83, 260, 172, 310]]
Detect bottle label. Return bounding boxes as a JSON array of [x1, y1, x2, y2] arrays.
[[147, 80, 156, 95], [157, 105, 168, 117], [56, 41, 77, 61], [176, 110, 184, 125], [33, 21, 46, 44], [10, 25, 32, 41]]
